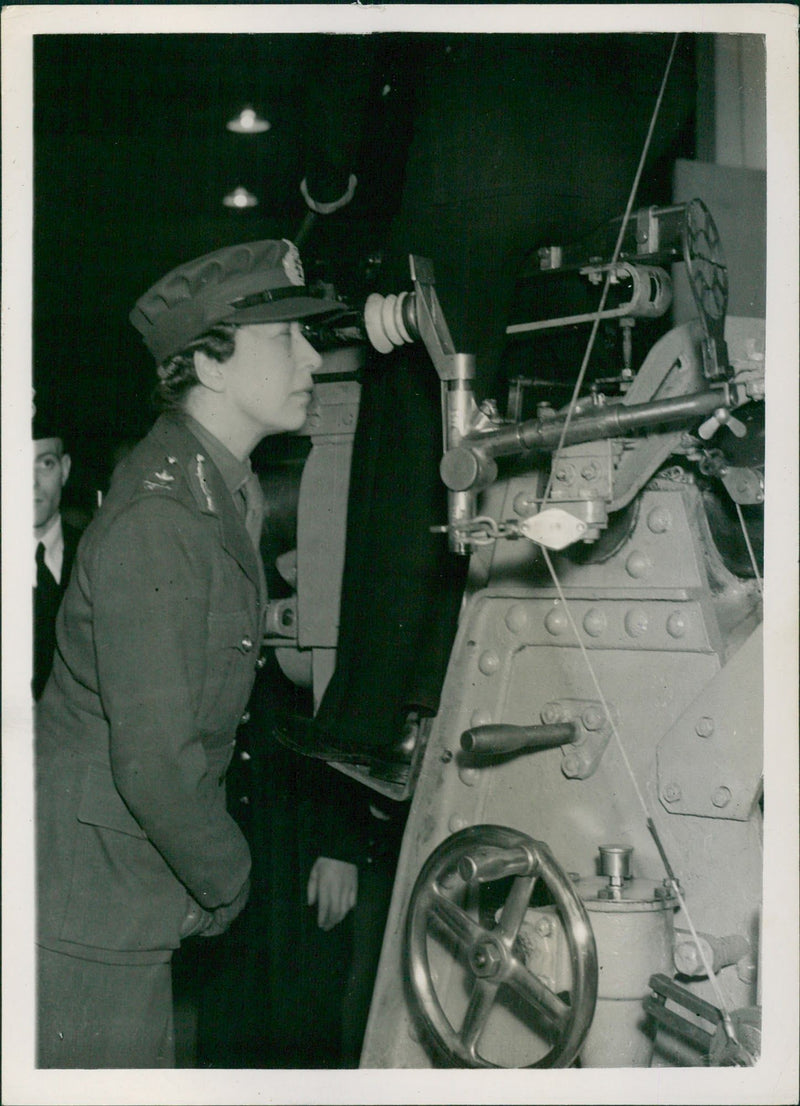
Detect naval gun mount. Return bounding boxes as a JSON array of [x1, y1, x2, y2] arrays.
[[354, 199, 764, 1068]]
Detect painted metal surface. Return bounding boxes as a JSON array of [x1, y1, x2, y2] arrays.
[[361, 479, 762, 1067]]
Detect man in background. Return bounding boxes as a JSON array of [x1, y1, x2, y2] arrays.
[[33, 417, 81, 700]]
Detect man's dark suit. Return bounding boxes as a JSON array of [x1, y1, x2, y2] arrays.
[[33, 519, 80, 700]]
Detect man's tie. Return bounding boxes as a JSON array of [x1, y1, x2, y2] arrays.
[[36, 541, 59, 594]]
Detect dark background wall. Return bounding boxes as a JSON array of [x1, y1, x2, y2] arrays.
[[33, 32, 697, 513]]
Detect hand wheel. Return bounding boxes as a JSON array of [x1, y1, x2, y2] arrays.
[[405, 824, 598, 1067]]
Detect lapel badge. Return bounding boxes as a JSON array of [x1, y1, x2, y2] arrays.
[[195, 453, 216, 512]]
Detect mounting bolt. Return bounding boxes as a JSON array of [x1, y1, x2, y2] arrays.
[[541, 702, 565, 725], [663, 783, 682, 803], [695, 716, 715, 738], [711, 786, 732, 809], [562, 755, 582, 777], [582, 706, 605, 731]]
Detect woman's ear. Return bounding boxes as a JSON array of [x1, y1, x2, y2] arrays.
[[193, 349, 226, 393]]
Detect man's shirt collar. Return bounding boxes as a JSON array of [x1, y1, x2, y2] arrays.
[[34, 514, 64, 584]]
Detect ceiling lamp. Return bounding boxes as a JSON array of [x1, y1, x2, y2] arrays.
[[223, 186, 259, 209], [226, 106, 270, 134]]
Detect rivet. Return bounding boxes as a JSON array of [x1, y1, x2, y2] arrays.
[[541, 702, 565, 725], [695, 716, 715, 738], [512, 491, 539, 518], [459, 766, 479, 787], [666, 611, 688, 638], [478, 650, 501, 675], [440, 749, 454, 764], [663, 783, 682, 803], [470, 709, 492, 727], [624, 608, 649, 637], [544, 606, 569, 635], [581, 462, 598, 481], [505, 604, 529, 634], [626, 551, 653, 579], [582, 706, 605, 731], [555, 463, 575, 484], [562, 755, 581, 777], [711, 786, 732, 808], [647, 507, 672, 534], [583, 608, 606, 637], [448, 814, 468, 833]]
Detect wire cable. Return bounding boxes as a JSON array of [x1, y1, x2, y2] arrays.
[[542, 33, 681, 507], [534, 34, 746, 1050]]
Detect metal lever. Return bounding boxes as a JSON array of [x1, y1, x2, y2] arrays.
[[645, 973, 758, 1066], [461, 722, 576, 757]]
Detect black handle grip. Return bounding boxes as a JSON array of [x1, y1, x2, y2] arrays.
[[460, 722, 576, 756]]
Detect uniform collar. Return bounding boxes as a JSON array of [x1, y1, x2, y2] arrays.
[[150, 413, 264, 599], [180, 412, 253, 499]]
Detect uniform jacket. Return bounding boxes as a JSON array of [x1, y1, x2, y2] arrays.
[[33, 519, 81, 700], [36, 413, 262, 963]]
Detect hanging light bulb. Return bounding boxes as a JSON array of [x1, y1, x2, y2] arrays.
[[222, 186, 259, 209], [226, 106, 270, 134]]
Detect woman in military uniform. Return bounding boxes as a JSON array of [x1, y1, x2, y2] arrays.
[[35, 239, 338, 1068]]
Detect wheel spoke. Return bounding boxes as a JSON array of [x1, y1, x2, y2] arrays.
[[428, 882, 485, 951], [496, 874, 537, 941], [507, 958, 571, 1034], [459, 978, 500, 1059]]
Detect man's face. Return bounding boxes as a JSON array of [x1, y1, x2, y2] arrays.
[[34, 437, 71, 533], [220, 321, 323, 437]]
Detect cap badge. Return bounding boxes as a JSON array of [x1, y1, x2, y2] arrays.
[[281, 240, 305, 287]]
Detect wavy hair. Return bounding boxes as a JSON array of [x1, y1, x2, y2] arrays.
[[152, 323, 238, 412]]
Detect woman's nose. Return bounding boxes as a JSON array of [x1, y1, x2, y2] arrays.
[[293, 326, 323, 373]]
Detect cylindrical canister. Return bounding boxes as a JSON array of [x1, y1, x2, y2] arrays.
[[579, 876, 676, 1067]]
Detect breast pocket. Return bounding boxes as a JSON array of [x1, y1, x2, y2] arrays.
[[198, 610, 257, 736]]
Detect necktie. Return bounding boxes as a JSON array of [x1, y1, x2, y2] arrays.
[[36, 541, 59, 593], [241, 471, 265, 555]]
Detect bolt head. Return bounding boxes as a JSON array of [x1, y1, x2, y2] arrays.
[[541, 702, 564, 725], [582, 706, 605, 731], [711, 786, 732, 808], [695, 716, 715, 738], [663, 784, 682, 803], [562, 755, 581, 777], [469, 940, 503, 978]]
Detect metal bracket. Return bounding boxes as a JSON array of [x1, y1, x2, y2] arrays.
[[539, 699, 617, 779]]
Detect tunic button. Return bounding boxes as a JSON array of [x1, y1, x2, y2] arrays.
[[256, 654, 267, 669], [240, 710, 251, 726], [241, 635, 254, 653]]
